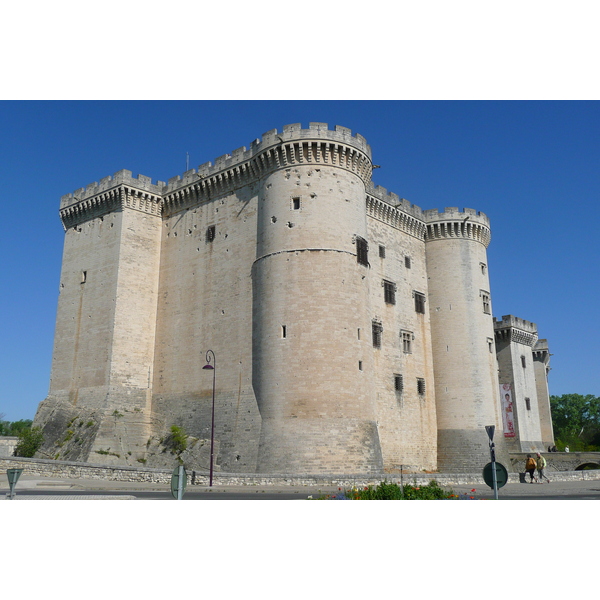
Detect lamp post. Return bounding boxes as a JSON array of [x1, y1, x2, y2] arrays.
[[202, 350, 216, 487]]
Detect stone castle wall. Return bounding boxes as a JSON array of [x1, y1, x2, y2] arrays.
[[33, 122, 551, 475]]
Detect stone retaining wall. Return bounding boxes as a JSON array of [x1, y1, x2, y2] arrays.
[[2, 455, 600, 488]]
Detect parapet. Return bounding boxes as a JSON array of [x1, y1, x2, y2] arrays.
[[423, 207, 491, 246], [60, 169, 166, 210], [423, 207, 490, 227], [164, 123, 372, 195], [494, 315, 539, 346]]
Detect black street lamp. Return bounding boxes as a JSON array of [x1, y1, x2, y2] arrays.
[[202, 350, 216, 487]]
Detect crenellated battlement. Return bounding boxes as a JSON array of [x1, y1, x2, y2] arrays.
[[60, 169, 165, 210], [59, 169, 164, 230], [162, 123, 373, 216], [423, 207, 491, 246], [494, 315, 539, 347], [366, 184, 427, 239]]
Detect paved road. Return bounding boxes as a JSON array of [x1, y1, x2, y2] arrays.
[[3, 473, 600, 500]]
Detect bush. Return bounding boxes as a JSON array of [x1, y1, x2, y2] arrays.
[[14, 426, 44, 458], [168, 425, 188, 455], [315, 480, 456, 500]]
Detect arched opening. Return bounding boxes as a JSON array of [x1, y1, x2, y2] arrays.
[[574, 462, 600, 471]]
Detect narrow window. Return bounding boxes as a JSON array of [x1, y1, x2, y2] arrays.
[[417, 378, 426, 396], [357, 328, 361, 340], [206, 225, 216, 242], [401, 330, 413, 353], [81, 270, 87, 284], [282, 325, 287, 339], [394, 374, 404, 393], [292, 197, 300, 210], [372, 320, 383, 349], [521, 355, 526, 368], [487, 337, 494, 353], [414, 292, 426, 314], [356, 236, 369, 267], [379, 245, 386, 258], [358, 361, 363, 371], [405, 256, 411, 269], [383, 280, 396, 305], [480, 262, 487, 275], [525, 397, 531, 410], [481, 292, 491, 314]]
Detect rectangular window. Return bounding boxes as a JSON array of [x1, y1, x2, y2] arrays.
[[81, 270, 87, 284], [525, 397, 531, 410], [372, 320, 383, 349], [481, 290, 491, 314], [417, 378, 426, 396], [405, 256, 411, 269], [394, 374, 404, 393], [487, 337, 494, 353], [401, 330, 413, 353], [356, 236, 369, 267], [206, 225, 216, 242], [379, 245, 386, 258], [414, 292, 426, 314], [292, 197, 301, 210], [282, 325, 287, 339], [358, 361, 363, 371], [521, 355, 526, 368], [480, 262, 487, 275], [383, 280, 396, 305]]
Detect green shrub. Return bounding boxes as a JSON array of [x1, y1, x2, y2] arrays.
[[14, 426, 44, 458], [316, 480, 455, 500], [169, 425, 188, 455]]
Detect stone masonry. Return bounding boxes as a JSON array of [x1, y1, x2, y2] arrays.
[[33, 123, 554, 474]]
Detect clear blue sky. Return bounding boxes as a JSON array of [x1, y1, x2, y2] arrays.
[[0, 100, 598, 422]]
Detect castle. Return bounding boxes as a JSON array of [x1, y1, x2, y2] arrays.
[[33, 123, 554, 474]]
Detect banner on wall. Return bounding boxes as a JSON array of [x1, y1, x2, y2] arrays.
[[500, 383, 515, 437]]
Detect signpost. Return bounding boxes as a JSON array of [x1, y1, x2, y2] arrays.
[[484, 425, 508, 499], [170, 465, 187, 500], [7, 468, 23, 500]]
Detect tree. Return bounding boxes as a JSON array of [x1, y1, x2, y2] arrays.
[[550, 394, 600, 451], [13, 426, 44, 458]]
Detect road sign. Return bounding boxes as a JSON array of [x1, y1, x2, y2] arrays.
[[483, 462, 508, 489], [170, 465, 187, 500], [7, 469, 23, 500], [485, 425, 495, 441]]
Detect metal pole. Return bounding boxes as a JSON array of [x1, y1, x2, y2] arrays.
[[177, 464, 184, 500], [490, 441, 498, 500], [203, 350, 216, 488]]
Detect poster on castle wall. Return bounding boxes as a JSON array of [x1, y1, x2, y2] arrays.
[[500, 383, 515, 437]]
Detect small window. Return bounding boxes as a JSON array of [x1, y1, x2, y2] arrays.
[[358, 361, 363, 371], [383, 280, 396, 305], [521, 355, 526, 368], [356, 236, 369, 267], [379, 245, 386, 258], [401, 330, 413, 353], [282, 325, 287, 339], [81, 271, 87, 284], [487, 337, 494, 353], [372, 320, 383, 349], [417, 378, 426, 396], [414, 292, 426, 314], [480, 262, 487, 275], [525, 397, 531, 410], [405, 256, 411, 269], [206, 225, 216, 242], [481, 292, 491, 314], [394, 374, 404, 393], [292, 197, 301, 210]]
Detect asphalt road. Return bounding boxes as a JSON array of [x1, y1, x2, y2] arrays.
[[3, 477, 600, 499]]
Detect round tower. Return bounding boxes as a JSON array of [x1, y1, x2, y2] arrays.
[[252, 123, 383, 474], [424, 207, 509, 472]]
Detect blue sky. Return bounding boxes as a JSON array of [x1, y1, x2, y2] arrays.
[[0, 100, 598, 421]]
